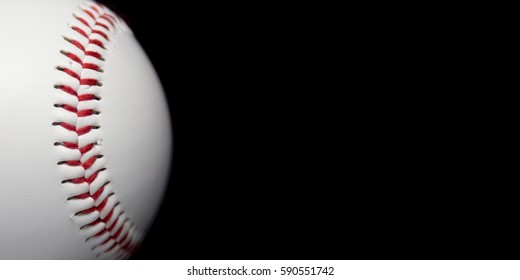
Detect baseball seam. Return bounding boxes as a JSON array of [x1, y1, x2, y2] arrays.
[[53, 1, 141, 259]]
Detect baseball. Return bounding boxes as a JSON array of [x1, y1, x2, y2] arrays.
[[0, 0, 172, 259]]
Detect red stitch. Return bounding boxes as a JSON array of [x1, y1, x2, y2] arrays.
[[97, 195, 110, 212], [72, 26, 89, 38], [79, 125, 99, 135], [80, 78, 101, 86], [63, 104, 77, 113], [95, 22, 110, 31], [64, 37, 86, 52], [105, 14, 117, 23], [58, 67, 81, 81], [61, 160, 82, 166], [60, 50, 82, 65], [55, 104, 78, 113], [77, 126, 92, 136], [68, 178, 86, 184], [78, 94, 99, 101], [55, 122, 76, 132], [109, 210, 124, 227], [82, 63, 101, 72], [82, 155, 98, 169], [86, 169, 103, 184], [55, 85, 78, 96], [78, 109, 95, 117], [100, 15, 115, 27], [74, 15, 91, 29], [124, 231, 136, 245], [91, 184, 107, 201], [92, 229, 108, 239], [113, 222, 126, 240], [102, 207, 115, 223], [121, 237, 132, 249], [82, 219, 101, 229], [69, 192, 90, 200], [107, 218, 118, 232], [76, 207, 96, 215], [92, 30, 109, 40], [89, 5, 100, 15], [85, 50, 104, 60], [95, 237, 112, 250], [89, 39, 105, 49], [83, 9, 96, 20], [79, 143, 95, 154], [62, 142, 79, 149]]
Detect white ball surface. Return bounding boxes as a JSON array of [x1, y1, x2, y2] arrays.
[[0, 0, 172, 259]]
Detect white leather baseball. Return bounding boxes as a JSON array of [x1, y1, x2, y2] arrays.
[[0, 0, 172, 259]]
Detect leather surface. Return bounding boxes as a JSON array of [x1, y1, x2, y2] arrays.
[[0, 0, 172, 259]]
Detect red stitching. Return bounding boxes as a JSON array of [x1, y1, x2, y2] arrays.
[[100, 15, 115, 27], [71, 26, 89, 38], [85, 50, 105, 61], [78, 109, 99, 117], [82, 9, 96, 20], [89, 5, 101, 15], [89, 39, 105, 49], [97, 195, 110, 212], [80, 78, 102, 86], [64, 37, 86, 52], [55, 84, 78, 96], [113, 223, 125, 240], [53, 122, 76, 132], [102, 206, 115, 223], [69, 192, 91, 200], [57, 66, 81, 80], [82, 219, 102, 229], [74, 15, 91, 29], [54, 4, 140, 258], [77, 207, 97, 215], [82, 63, 102, 72], [91, 183, 107, 201], [78, 94, 101, 101], [92, 30, 109, 40], [95, 22, 110, 31], [60, 50, 83, 65], [79, 143, 95, 154], [58, 160, 82, 166]]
